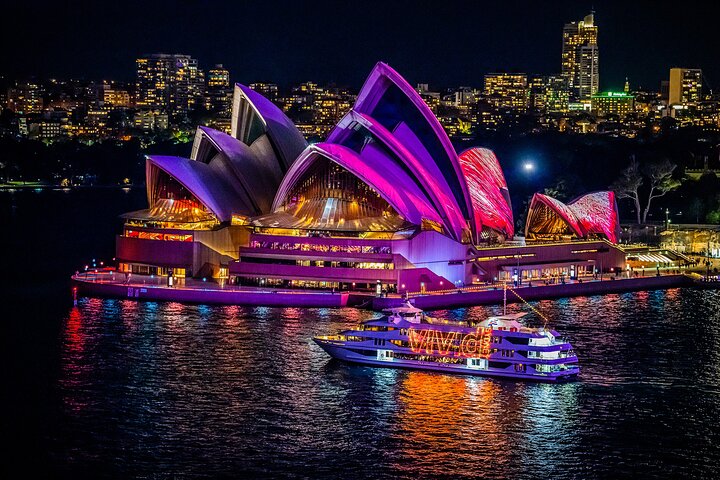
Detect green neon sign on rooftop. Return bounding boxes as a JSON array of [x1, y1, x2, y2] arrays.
[[593, 91, 633, 98]]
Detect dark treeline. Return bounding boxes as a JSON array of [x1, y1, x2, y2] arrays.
[[0, 135, 192, 186], [2, 125, 719, 226], [464, 127, 720, 228]]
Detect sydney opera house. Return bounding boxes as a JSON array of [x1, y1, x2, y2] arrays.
[[114, 62, 625, 294]]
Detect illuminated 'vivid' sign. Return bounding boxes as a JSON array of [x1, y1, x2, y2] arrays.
[[408, 328, 492, 357]]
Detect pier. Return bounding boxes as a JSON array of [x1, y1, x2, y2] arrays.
[[72, 271, 699, 310]]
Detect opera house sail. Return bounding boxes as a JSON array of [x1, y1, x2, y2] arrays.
[[525, 191, 620, 243], [110, 62, 624, 295]]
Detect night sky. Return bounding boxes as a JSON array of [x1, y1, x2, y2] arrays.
[[3, 0, 719, 91]]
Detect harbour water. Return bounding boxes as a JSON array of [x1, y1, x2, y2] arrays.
[[4, 189, 720, 478]]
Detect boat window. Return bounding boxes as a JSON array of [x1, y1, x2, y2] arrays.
[[488, 361, 511, 369]]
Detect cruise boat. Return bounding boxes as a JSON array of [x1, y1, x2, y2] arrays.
[[314, 303, 579, 382]]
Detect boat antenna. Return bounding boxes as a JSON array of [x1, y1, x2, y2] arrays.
[[506, 285, 550, 328], [503, 282, 507, 315]]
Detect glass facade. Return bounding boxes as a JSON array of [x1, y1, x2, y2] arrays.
[[562, 13, 599, 102]]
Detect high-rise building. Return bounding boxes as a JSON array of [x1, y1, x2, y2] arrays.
[[205, 64, 232, 116], [133, 110, 169, 132], [660, 80, 670, 101], [249, 83, 279, 102], [136, 53, 204, 120], [207, 64, 230, 88], [529, 75, 569, 112], [102, 86, 131, 107], [414, 84, 440, 113], [0, 76, 8, 110], [484, 73, 528, 110], [591, 91, 635, 117], [668, 68, 702, 105], [7, 81, 44, 115], [562, 12, 599, 103], [313, 87, 355, 129], [453, 87, 478, 107]]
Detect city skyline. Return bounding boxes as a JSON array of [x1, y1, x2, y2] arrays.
[[2, 1, 719, 91], [4, 2, 720, 479]]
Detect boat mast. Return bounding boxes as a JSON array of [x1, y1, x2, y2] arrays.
[[506, 284, 550, 329], [503, 282, 507, 315]]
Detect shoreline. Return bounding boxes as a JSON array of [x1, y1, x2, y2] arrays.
[[373, 274, 697, 310], [72, 272, 702, 310], [0, 184, 144, 190]]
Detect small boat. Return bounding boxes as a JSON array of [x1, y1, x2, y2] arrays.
[[314, 293, 579, 382]]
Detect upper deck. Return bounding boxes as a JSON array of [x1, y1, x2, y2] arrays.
[[362, 306, 559, 341]]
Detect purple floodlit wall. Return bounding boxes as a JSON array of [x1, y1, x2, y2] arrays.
[[458, 147, 514, 241], [73, 277, 350, 307], [373, 274, 692, 311], [397, 267, 454, 294], [353, 62, 472, 225], [239, 246, 395, 264], [472, 240, 626, 281], [247, 232, 394, 249], [234, 230, 465, 292], [229, 262, 397, 284], [116, 235, 194, 268], [272, 143, 443, 226], [392, 230, 469, 288]]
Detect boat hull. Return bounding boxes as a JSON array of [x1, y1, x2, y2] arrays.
[[314, 339, 579, 383]]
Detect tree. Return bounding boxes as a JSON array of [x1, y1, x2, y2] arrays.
[[610, 157, 681, 225], [641, 159, 681, 224], [706, 193, 720, 224], [610, 158, 643, 224], [542, 178, 570, 202], [688, 197, 704, 224], [707, 210, 720, 224]]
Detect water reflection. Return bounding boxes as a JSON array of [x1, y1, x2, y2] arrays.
[[53, 289, 720, 478], [517, 383, 580, 477], [60, 307, 88, 413]]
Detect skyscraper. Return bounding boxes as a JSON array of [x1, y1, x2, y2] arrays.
[[668, 68, 702, 105], [136, 53, 204, 121], [591, 91, 634, 118], [529, 75, 569, 113], [205, 64, 232, 116], [562, 12, 599, 104], [248, 83, 279, 102], [7, 81, 44, 115], [484, 73, 528, 110], [207, 64, 230, 88]]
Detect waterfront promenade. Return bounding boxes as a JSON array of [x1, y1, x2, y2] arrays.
[[72, 271, 351, 308], [373, 274, 696, 310], [72, 270, 699, 310]]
